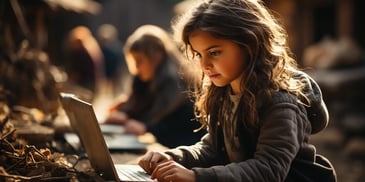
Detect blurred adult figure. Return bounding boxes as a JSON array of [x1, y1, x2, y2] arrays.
[[105, 24, 205, 148], [97, 24, 131, 96], [64, 26, 104, 99]]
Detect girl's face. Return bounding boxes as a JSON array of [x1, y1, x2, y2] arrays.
[[189, 30, 246, 94], [130, 51, 159, 81]]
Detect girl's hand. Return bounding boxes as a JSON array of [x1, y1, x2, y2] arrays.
[[107, 94, 128, 112], [138, 151, 172, 174], [123, 119, 146, 135], [151, 161, 196, 182], [104, 111, 128, 124]]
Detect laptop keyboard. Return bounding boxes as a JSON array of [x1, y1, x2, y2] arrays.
[[116, 164, 154, 181]]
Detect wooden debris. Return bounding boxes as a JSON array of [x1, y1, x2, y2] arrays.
[[0, 102, 98, 181]]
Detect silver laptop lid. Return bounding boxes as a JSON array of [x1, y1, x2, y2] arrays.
[[60, 93, 119, 181]]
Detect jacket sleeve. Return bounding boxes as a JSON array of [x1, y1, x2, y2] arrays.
[[192, 100, 309, 182], [165, 133, 226, 169]]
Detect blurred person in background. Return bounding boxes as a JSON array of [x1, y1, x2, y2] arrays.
[[97, 24, 132, 96], [104, 24, 205, 148], [64, 26, 104, 100]]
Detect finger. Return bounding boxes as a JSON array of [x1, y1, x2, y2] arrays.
[[158, 173, 175, 182], [138, 152, 154, 173], [149, 153, 160, 168], [147, 152, 161, 174], [151, 161, 173, 179], [157, 162, 174, 178]]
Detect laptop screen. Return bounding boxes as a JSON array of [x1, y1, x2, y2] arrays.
[[60, 93, 119, 181]]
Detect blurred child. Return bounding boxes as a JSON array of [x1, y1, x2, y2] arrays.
[[64, 26, 104, 98], [105, 24, 205, 148]]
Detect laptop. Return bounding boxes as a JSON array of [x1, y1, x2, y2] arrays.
[[64, 126, 147, 153], [59, 92, 155, 182]]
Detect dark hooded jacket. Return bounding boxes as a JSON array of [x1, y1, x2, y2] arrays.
[[165, 71, 335, 181], [120, 58, 205, 148]]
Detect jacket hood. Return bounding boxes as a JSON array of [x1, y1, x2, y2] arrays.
[[293, 70, 329, 134]]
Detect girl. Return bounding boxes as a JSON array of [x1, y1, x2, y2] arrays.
[[105, 24, 205, 148], [138, 0, 336, 181]]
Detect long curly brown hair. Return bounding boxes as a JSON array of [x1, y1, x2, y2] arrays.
[[172, 0, 307, 132]]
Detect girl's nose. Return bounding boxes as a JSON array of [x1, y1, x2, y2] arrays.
[[200, 57, 212, 70]]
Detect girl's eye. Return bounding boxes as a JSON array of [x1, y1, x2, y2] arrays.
[[209, 50, 221, 57]]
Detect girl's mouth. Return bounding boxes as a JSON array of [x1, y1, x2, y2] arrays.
[[209, 74, 220, 79]]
